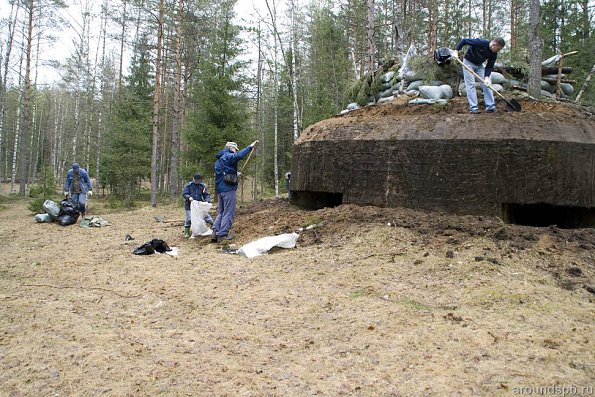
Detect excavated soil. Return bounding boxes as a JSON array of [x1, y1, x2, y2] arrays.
[[1, 185, 594, 395], [298, 97, 595, 142]]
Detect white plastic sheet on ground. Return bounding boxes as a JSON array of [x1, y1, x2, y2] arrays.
[[190, 201, 212, 237], [238, 233, 300, 258]]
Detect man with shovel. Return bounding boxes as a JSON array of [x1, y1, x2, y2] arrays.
[[451, 37, 505, 114], [212, 140, 259, 243]]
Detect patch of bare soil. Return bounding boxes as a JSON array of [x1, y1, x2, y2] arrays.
[[1, 193, 594, 396], [298, 97, 595, 143]]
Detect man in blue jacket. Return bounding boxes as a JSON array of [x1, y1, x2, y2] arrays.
[[452, 37, 505, 113], [212, 140, 259, 242], [182, 172, 213, 238], [64, 162, 93, 217]]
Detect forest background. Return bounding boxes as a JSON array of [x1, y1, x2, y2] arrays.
[[0, 0, 593, 207]]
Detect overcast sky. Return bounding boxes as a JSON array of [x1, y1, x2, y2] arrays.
[[0, 0, 273, 85]]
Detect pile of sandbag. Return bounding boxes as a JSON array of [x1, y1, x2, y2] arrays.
[[34, 199, 80, 226], [340, 48, 578, 114]]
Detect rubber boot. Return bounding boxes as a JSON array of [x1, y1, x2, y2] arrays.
[[183, 226, 191, 238]]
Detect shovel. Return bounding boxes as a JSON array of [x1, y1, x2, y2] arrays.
[[451, 55, 522, 112]]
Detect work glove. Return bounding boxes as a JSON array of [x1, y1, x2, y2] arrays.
[[484, 76, 492, 85], [88, 191, 92, 197], [63, 191, 69, 197], [450, 49, 459, 60], [188, 197, 193, 201], [250, 140, 260, 148]]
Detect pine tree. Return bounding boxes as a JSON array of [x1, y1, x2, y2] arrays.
[[100, 35, 153, 206]]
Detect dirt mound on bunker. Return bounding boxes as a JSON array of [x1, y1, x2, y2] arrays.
[[299, 96, 594, 142]]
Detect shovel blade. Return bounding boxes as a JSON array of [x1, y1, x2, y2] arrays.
[[505, 98, 522, 112]]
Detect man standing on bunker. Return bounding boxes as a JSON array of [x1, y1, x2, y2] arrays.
[[212, 140, 259, 243], [452, 37, 505, 114], [64, 162, 93, 217]]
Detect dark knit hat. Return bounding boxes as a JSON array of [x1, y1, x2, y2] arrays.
[[193, 172, 203, 181]]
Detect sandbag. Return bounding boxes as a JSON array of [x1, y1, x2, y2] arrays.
[[238, 233, 300, 258], [190, 201, 212, 237], [418, 85, 443, 100], [35, 213, 53, 223], [379, 88, 394, 98], [57, 214, 77, 226], [419, 85, 453, 100], [346, 102, 360, 110], [409, 98, 448, 105], [560, 83, 574, 96], [381, 71, 395, 83], [59, 199, 81, 218], [378, 96, 394, 104], [406, 80, 423, 91], [541, 80, 556, 93], [43, 199, 60, 219], [490, 72, 506, 84], [440, 84, 454, 99]]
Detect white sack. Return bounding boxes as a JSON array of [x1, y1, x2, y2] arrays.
[[238, 233, 300, 258], [490, 72, 506, 84], [190, 201, 212, 237]]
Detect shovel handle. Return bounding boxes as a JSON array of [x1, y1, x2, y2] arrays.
[[239, 146, 255, 175], [453, 56, 507, 101]]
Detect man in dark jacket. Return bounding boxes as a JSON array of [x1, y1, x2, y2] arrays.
[[64, 162, 93, 217], [182, 172, 213, 238], [212, 140, 259, 242], [452, 37, 505, 113]]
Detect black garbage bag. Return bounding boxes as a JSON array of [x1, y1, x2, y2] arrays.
[[59, 199, 81, 220], [57, 214, 78, 226], [132, 239, 171, 255]]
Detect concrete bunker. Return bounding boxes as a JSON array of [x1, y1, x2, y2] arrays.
[[290, 99, 595, 228]]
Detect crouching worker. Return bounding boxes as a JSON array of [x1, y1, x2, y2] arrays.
[[64, 162, 92, 217], [182, 172, 213, 238]]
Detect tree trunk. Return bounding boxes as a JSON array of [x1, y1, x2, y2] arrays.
[[19, 0, 34, 196], [366, 0, 375, 74], [527, 0, 542, 98], [575, 64, 595, 103], [150, 0, 164, 207], [169, 0, 184, 198], [118, 0, 127, 94], [0, 2, 19, 181], [290, 0, 300, 141], [510, 0, 516, 53], [428, 0, 437, 54]]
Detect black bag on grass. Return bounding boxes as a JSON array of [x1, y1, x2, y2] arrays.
[[133, 239, 171, 255]]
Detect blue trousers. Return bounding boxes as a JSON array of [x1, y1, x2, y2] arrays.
[[463, 59, 496, 112], [71, 192, 87, 214], [213, 190, 236, 237]]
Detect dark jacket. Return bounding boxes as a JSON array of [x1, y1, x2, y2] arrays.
[[455, 38, 498, 77], [183, 181, 211, 210], [214, 146, 252, 194]]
